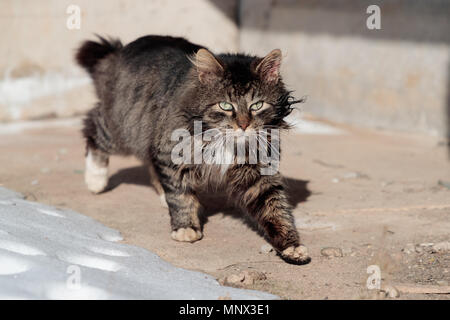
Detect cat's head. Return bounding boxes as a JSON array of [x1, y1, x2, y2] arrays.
[[190, 49, 295, 134]]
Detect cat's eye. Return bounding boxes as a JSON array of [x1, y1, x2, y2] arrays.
[[249, 101, 264, 111], [219, 101, 234, 111]]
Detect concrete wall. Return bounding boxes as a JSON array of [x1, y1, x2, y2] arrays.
[[0, 0, 238, 121], [1, 0, 449, 140], [240, 0, 450, 138]]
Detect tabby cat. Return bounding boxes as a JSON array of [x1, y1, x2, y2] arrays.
[[76, 35, 310, 265]]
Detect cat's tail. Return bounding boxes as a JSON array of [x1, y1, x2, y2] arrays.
[[75, 35, 122, 75]]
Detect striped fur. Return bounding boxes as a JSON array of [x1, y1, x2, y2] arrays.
[[76, 35, 310, 265]]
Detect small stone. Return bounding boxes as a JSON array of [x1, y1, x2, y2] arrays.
[[419, 242, 434, 247], [341, 171, 370, 180], [431, 241, 450, 253], [321, 247, 343, 257], [259, 244, 273, 254], [223, 270, 266, 286], [241, 270, 267, 285], [367, 290, 386, 300], [31, 180, 39, 186], [382, 285, 400, 298], [402, 243, 415, 254], [436, 280, 449, 286], [377, 291, 387, 299], [414, 245, 424, 254], [438, 180, 450, 190], [342, 247, 354, 256], [331, 178, 340, 183], [226, 273, 245, 284]]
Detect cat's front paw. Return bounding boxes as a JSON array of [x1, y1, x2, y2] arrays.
[[171, 228, 202, 243], [280, 245, 311, 265]]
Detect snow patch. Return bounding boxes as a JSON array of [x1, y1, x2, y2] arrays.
[[0, 187, 277, 299], [37, 208, 65, 218], [285, 113, 344, 135], [87, 246, 130, 257], [0, 240, 45, 256], [46, 283, 109, 300], [98, 232, 123, 242], [58, 253, 122, 272], [0, 256, 30, 275], [0, 72, 90, 120], [0, 118, 82, 135]]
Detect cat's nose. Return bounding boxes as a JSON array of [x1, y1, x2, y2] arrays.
[[237, 118, 250, 130], [239, 123, 249, 130]]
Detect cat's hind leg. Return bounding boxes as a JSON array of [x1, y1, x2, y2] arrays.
[[148, 162, 168, 208], [82, 107, 110, 194], [85, 147, 109, 194]]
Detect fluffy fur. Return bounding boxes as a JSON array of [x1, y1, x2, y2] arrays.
[[76, 35, 310, 265]]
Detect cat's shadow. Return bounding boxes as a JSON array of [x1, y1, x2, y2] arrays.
[[107, 166, 311, 234]]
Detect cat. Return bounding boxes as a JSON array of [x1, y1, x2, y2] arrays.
[[76, 35, 310, 265]]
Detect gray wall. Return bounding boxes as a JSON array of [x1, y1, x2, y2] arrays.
[[1, 0, 449, 140], [240, 0, 450, 138]]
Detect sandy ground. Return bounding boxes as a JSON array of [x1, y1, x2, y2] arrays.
[[0, 117, 449, 300]]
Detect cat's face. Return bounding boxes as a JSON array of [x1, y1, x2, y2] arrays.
[[192, 49, 291, 136]]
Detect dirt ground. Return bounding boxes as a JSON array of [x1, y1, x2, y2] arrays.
[[1, 116, 449, 300]]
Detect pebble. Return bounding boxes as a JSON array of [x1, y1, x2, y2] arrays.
[[241, 270, 267, 285], [225, 273, 244, 284], [419, 243, 434, 247], [382, 285, 400, 298], [367, 290, 387, 300], [431, 241, 450, 253], [436, 280, 449, 286], [222, 270, 267, 286], [402, 243, 415, 254], [341, 172, 370, 180], [414, 245, 424, 254], [321, 247, 343, 258], [259, 244, 273, 254], [342, 247, 355, 256], [438, 180, 450, 190]]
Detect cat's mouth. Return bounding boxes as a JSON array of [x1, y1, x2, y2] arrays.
[[199, 127, 280, 167]]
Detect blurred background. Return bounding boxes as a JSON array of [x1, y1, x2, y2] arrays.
[[1, 0, 449, 141]]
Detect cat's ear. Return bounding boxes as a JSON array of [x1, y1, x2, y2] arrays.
[[255, 49, 282, 84], [193, 49, 224, 84]]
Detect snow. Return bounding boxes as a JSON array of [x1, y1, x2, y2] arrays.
[[0, 72, 90, 120], [286, 112, 344, 135], [0, 187, 277, 300], [0, 118, 82, 135]]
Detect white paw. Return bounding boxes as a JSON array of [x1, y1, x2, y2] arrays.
[[171, 228, 202, 243], [85, 151, 108, 194], [85, 171, 108, 194], [159, 194, 168, 208]]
